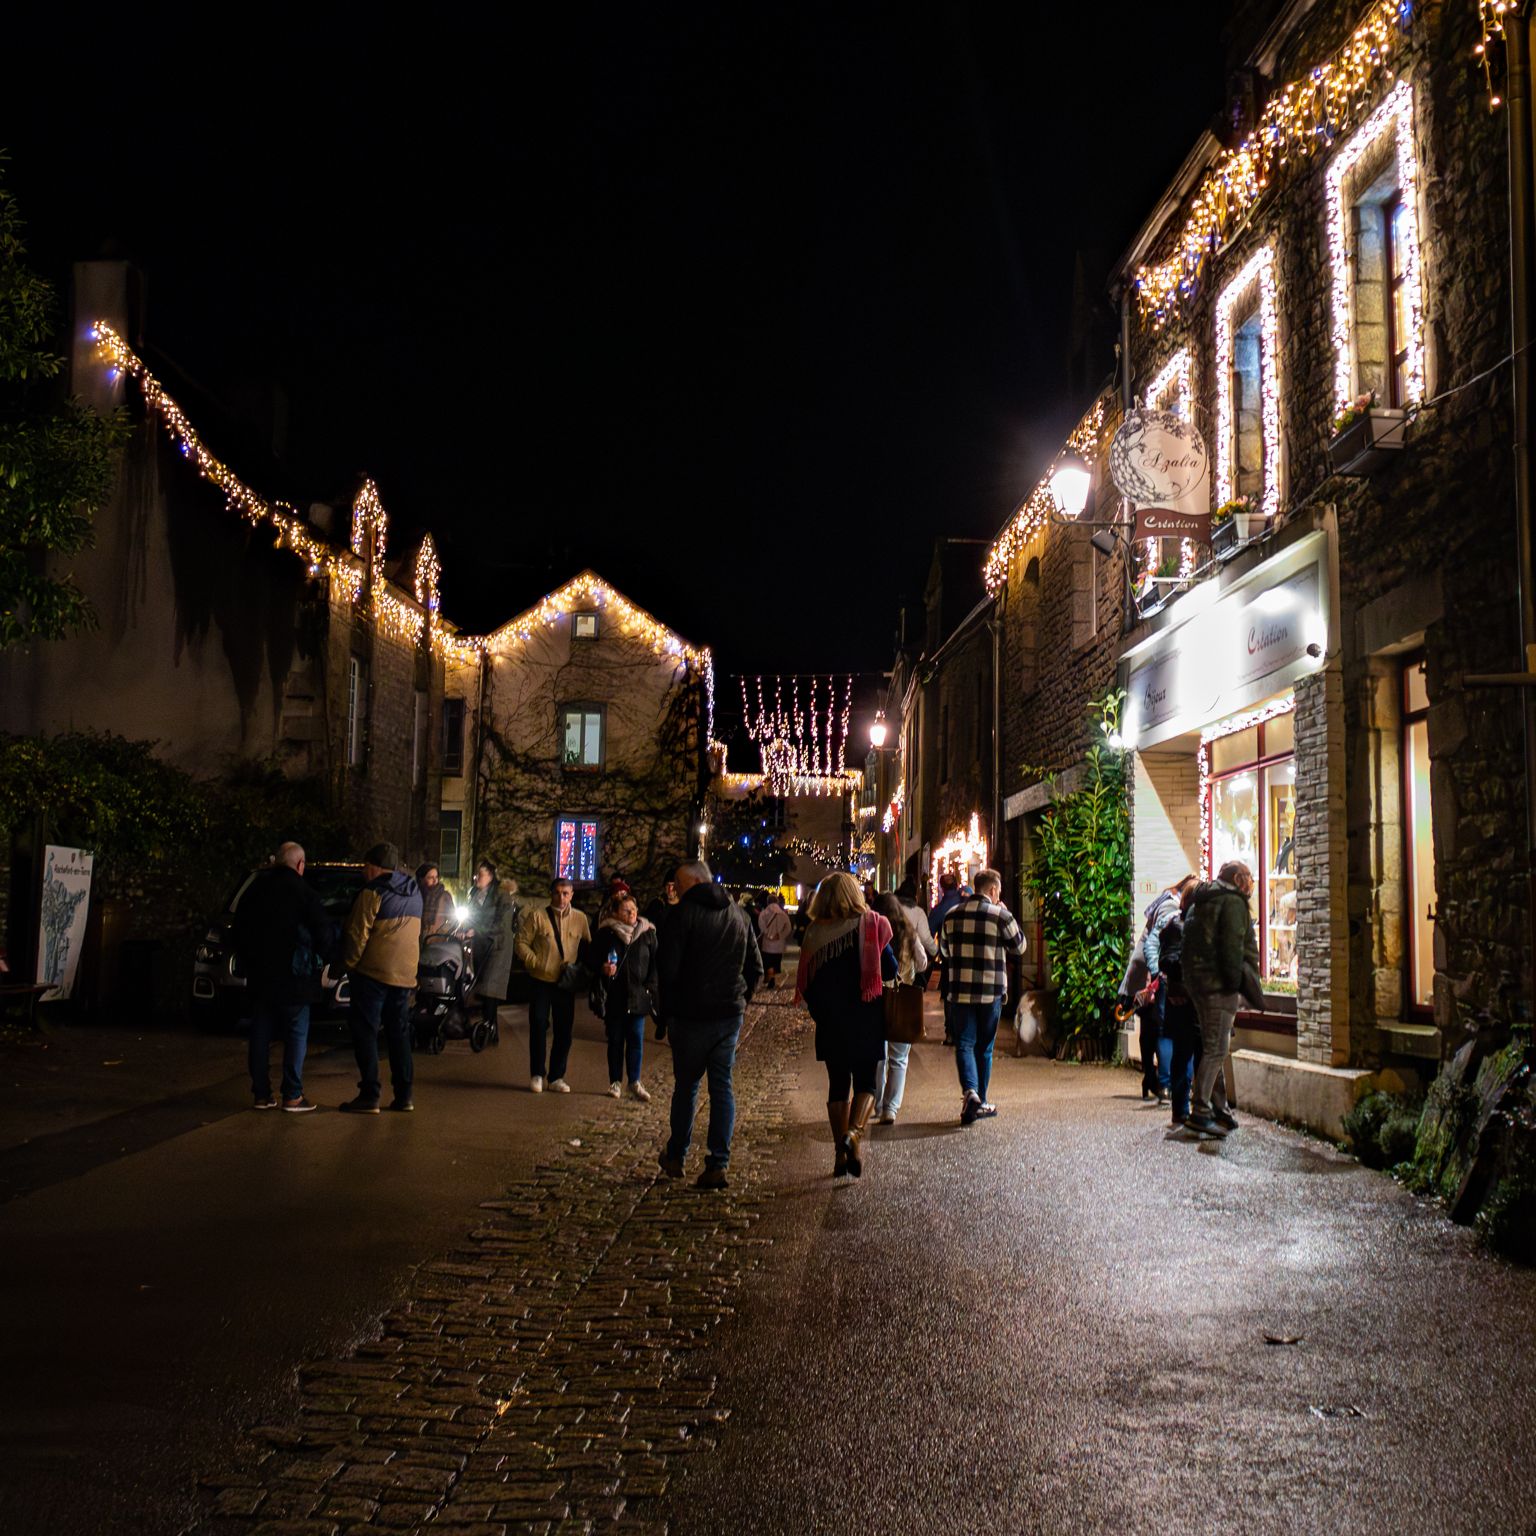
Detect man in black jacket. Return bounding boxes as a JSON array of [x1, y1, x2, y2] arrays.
[[230, 842, 338, 1112], [656, 859, 763, 1190]]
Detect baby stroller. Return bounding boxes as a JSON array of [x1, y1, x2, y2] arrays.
[[413, 931, 496, 1054]]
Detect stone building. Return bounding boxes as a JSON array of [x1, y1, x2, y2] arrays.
[[442, 573, 709, 902], [0, 262, 447, 867], [1105, 0, 1522, 1131]]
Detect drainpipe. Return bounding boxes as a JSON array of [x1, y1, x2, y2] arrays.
[[1508, 12, 1536, 1000], [989, 609, 1002, 886]]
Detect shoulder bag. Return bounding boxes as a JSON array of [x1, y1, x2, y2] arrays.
[[883, 981, 926, 1043]]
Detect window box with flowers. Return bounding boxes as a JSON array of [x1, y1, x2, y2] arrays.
[[1211, 497, 1256, 558], [1328, 392, 1408, 477]]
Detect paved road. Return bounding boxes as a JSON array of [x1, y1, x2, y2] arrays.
[[4, 992, 1535, 1534]]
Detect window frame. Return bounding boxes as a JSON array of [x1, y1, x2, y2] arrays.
[[439, 810, 463, 880], [553, 814, 601, 884], [1214, 243, 1281, 521], [441, 696, 466, 777], [346, 654, 367, 769], [572, 610, 600, 641], [1401, 652, 1434, 1019], [558, 702, 607, 773], [1383, 193, 1410, 409]]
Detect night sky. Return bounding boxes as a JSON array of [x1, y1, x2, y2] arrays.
[[9, 5, 1229, 684]]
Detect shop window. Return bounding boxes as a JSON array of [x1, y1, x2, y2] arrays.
[[555, 815, 599, 883], [572, 611, 599, 640], [1403, 655, 1434, 1011], [439, 810, 462, 879], [1206, 703, 1296, 990], [441, 697, 466, 776], [560, 705, 604, 771]]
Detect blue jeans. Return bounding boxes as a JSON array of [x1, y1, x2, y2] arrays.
[[874, 1041, 912, 1116], [1139, 1001, 1173, 1093], [666, 1015, 742, 1170], [249, 997, 310, 1101], [348, 971, 414, 1104], [1166, 1001, 1202, 1120], [529, 981, 576, 1080], [608, 1012, 646, 1084], [951, 998, 1003, 1100]]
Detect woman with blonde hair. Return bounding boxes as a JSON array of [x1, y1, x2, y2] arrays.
[[794, 872, 896, 1178]]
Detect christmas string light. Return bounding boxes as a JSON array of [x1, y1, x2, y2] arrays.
[[1477, 0, 1508, 108], [931, 813, 988, 896], [880, 780, 905, 835], [983, 396, 1109, 595], [1134, 0, 1408, 326], [1325, 80, 1425, 411], [1214, 244, 1281, 521], [1143, 348, 1198, 581]]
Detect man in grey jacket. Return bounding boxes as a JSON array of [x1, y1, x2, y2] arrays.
[[1180, 860, 1263, 1138]]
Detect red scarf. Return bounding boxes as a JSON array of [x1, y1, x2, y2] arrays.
[[795, 909, 891, 1004]]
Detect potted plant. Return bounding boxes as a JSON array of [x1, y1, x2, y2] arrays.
[[1211, 496, 1254, 555], [1328, 389, 1408, 475]]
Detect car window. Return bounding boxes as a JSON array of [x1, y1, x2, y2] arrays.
[[305, 866, 365, 917], [225, 873, 258, 914]]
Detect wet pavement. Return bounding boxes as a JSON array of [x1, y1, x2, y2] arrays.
[[4, 990, 1536, 1534]]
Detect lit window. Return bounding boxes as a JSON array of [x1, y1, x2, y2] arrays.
[[1214, 245, 1280, 520], [560, 706, 604, 770], [1326, 80, 1425, 411], [555, 816, 599, 883], [573, 611, 599, 640], [1403, 656, 1434, 1011]]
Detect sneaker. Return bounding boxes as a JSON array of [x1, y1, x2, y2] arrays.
[[548, 1078, 571, 1093], [1214, 1109, 1239, 1131], [282, 1096, 317, 1114], [530, 1076, 545, 1094], [657, 1150, 685, 1179], [338, 1097, 381, 1115], [696, 1166, 729, 1191], [253, 1096, 277, 1110], [976, 1101, 998, 1118], [629, 1082, 651, 1102], [388, 1099, 414, 1112], [1184, 1112, 1229, 1139], [876, 1110, 896, 1125], [960, 1093, 981, 1126], [607, 1081, 623, 1098]]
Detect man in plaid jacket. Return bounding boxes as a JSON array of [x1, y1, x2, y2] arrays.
[[937, 869, 1026, 1125]]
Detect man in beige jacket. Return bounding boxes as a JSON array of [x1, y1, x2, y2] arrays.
[[515, 876, 592, 1092]]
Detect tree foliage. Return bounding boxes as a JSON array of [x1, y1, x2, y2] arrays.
[[0, 158, 127, 649], [1021, 692, 1132, 1059], [706, 789, 795, 888]]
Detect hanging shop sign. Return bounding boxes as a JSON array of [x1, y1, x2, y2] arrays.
[[1109, 409, 1211, 542], [36, 845, 94, 1002], [1119, 532, 1330, 750]]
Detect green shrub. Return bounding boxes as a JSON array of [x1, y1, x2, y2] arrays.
[[1343, 1089, 1423, 1171]]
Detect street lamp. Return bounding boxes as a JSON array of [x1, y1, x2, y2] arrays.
[[1049, 453, 1092, 520], [869, 712, 888, 750]]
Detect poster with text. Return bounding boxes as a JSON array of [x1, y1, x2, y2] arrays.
[[37, 845, 94, 1002]]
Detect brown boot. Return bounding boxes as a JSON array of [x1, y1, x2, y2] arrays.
[[828, 1100, 851, 1176], [846, 1092, 877, 1178]]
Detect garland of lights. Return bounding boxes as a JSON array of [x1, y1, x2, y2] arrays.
[[1134, 0, 1406, 327], [92, 324, 716, 718], [715, 769, 861, 798], [881, 780, 905, 835], [1197, 694, 1296, 876], [739, 675, 854, 792], [1325, 80, 1425, 412], [1214, 245, 1281, 522], [1478, 0, 1508, 107], [983, 396, 1109, 594], [779, 837, 854, 872]]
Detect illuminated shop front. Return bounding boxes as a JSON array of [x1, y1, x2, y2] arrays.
[[1119, 528, 1332, 1036]]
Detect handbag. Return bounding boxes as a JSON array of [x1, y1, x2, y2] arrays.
[[883, 981, 926, 1043]]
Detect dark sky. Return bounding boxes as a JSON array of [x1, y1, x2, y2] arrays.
[[9, 4, 1229, 682]]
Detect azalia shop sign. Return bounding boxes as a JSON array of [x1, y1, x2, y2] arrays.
[[1121, 539, 1328, 748], [1134, 505, 1210, 542]]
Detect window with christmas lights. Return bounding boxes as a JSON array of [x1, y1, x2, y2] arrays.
[[555, 816, 600, 884], [1215, 245, 1281, 522], [572, 611, 599, 640], [560, 706, 605, 772]]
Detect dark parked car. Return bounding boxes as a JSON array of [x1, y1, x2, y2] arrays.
[[191, 861, 365, 1029]]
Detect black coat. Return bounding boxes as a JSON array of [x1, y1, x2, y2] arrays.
[[587, 923, 660, 1021], [656, 881, 763, 1024], [231, 865, 338, 1006], [802, 933, 897, 1066]]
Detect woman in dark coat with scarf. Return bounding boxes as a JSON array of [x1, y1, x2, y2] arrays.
[[795, 872, 896, 1179], [587, 892, 658, 1100]]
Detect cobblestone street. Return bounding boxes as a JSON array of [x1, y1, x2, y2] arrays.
[[6, 991, 1536, 1535]]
